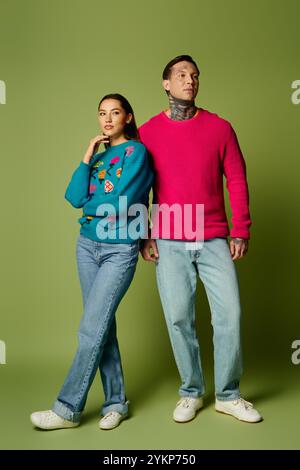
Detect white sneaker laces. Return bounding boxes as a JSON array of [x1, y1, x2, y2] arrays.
[[102, 411, 118, 421], [233, 398, 253, 409], [44, 411, 61, 424], [177, 398, 194, 408]]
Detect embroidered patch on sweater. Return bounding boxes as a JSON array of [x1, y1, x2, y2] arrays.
[[104, 179, 114, 193]]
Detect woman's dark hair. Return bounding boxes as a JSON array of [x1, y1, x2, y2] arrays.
[[98, 93, 140, 149], [162, 55, 200, 80]]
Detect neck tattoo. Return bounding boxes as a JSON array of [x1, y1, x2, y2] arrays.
[[168, 93, 198, 121]]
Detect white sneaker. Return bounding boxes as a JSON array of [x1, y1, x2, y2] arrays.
[[99, 411, 128, 430], [30, 410, 79, 430], [173, 397, 203, 423], [215, 397, 262, 423]]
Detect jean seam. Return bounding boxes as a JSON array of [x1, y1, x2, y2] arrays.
[[52, 400, 81, 423], [101, 402, 129, 415], [179, 392, 204, 398], [215, 393, 241, 401]]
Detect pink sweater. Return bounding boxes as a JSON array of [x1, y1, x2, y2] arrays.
[[138, 108, 252, 241]]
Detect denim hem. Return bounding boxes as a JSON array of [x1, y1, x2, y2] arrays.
[[52, 400, 81, 424], [179, 391, 204, 399], [215, 393, 241, 402], [101, 400, 129, 416]]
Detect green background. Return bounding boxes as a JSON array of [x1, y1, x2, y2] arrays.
[[0, 0, 299, 450]]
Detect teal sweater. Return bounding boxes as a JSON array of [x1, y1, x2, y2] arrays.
[[65, 140, 153, 243]]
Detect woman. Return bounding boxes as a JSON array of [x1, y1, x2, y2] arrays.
[[30, 94, 153, 430]]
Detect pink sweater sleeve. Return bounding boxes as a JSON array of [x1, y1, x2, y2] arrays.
[[222, 125, 252, 239]]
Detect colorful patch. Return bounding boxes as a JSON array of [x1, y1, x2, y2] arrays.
[[125, 146, 134, 157], [89, 184, 97, 193], [98, 169, 106, 183], [92, 160, 104, 168], [104, 179, 114, 193], [81, 215, 94, 226], [107, 156, 120, 175], [116, 167, 122, 178], [110, 156, 120, 165]]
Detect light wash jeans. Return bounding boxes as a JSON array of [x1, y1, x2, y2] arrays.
[[52, 233, 140, 423], [155, 237, 243, 401]]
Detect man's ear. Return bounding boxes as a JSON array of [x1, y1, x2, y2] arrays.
[[162, 79, 170, 92]]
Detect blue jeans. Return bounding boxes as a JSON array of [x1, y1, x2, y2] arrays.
[[52, 234, 140, 423], [155, 238, 243, 401]]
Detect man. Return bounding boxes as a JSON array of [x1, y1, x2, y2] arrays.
[[138, 55, 262, 423]]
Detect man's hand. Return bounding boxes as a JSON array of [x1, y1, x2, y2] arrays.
[[229, 237, 249, 260], [140, 239, 159, 262]]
